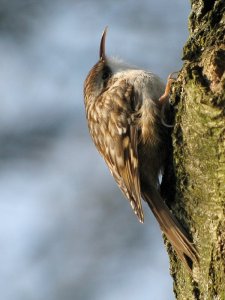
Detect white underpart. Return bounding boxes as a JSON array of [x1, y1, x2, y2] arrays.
[[107, 57, 165, 102], [107, 57, 138, 73]]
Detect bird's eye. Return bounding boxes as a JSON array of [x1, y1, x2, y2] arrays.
[[102, 66, 111, 81]]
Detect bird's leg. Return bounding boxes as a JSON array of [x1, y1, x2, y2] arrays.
[[159, 72, 179, 106], [159, 72, 179, 127]]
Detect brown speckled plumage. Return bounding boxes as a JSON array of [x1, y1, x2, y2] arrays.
[[84, 28, 198, 271]]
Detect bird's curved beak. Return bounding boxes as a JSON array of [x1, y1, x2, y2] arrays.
[[99, 27, 108, 61]]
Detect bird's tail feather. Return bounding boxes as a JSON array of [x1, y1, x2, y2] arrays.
[[142, 187, 198, 271]]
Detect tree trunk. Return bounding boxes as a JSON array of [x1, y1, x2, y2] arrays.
[[163, 1, 225, 299]]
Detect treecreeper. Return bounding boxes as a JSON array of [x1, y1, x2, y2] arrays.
[[83, 27, 198, 271]]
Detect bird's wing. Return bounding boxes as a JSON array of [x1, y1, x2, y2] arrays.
[[97, 81, 144, 223]]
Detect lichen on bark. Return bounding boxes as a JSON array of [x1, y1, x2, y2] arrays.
[[164, 1, 225, 299]]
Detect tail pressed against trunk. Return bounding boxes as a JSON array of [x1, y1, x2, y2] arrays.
[[142, 186, 198, 271]]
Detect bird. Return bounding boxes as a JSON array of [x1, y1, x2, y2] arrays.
[[83, 27, 198, 271]]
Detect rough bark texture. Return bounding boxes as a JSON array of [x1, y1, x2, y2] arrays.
[[163, 1, 225, 299]]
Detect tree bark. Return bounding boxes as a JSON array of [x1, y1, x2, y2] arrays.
[[163, 1, 225, 299]]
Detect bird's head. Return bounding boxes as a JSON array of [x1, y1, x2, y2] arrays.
[[84, 27, 112, 102], [84, 27, 132, 104]]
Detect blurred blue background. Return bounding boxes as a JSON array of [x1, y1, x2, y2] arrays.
[[0, 1, 190, 299]]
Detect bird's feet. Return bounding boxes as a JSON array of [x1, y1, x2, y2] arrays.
[[159, 71, 179, 106]]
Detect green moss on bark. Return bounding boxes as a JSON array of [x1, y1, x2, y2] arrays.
[[164, 0, 225, 299]]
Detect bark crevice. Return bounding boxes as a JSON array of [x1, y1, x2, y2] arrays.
[[162, 1, 225, 298]]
